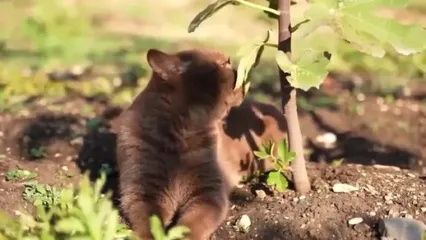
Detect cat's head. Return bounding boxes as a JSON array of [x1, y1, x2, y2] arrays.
[[146, 48, 245, 121]]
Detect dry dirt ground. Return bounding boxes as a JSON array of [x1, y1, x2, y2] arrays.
[[0, 77, 425, 239]]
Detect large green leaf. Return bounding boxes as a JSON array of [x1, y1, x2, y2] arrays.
[[304, 0, 426, 56], [188, 0, 235, 33], [276, 50, 329, 91], [235, 30, 271, 93], [266, 171, 288, 192], [149, 215, 166, 240]]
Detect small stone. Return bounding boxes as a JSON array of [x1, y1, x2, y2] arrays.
[[354, 223, 370, 233], [61, 166, 68, 172], [315, 132, 337, 149], [70, 137, 83, 146], [384, 195, 393, 201], [364, 184, 378, 195], [235, 215, 251, 233], [404, 214, 413, 219], [356, 93, 366, 101], [380, 105, 389, 112], [421, 207, 426, 213], [66, 156, 73, 162], [369, 211, 376, 217], [407, 173, 416, 178], [373, 164, 400, 171], [54, 153, 61, 158], [332, 183, 359, 193], [255, 190, 266, 200], [388, 205, 400, 217], [70, 65, 86, 76], [348, 217, 363, 225], [299, 195, 306, 200]]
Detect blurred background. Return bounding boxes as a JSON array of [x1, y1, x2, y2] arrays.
[[0, 0, 426, 180]]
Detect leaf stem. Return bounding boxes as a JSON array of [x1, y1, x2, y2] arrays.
[[234, 0, 280, 16], [265, 42, 278, 48]]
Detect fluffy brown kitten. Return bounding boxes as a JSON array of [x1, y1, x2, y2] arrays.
[[218, 99, 287, 188], [116, 48, 244, 240]]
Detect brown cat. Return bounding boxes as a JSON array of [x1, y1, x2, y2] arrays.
[[116, 48, 244, 240]]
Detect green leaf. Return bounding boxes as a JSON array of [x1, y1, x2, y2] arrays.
[[188, 0, 235, 33], [266, 171, 288, 192], [277, 139, 288, 162], [276, 50, 329, 91], [286, 152, 296, 162], [167, 225, 190, 240], [331, 158, 344, 167], [54, 217, 85, 234], [104, 211, 119, 240], [261, 140, 274, 155], [149, 215, 166, 240], [253, 150, 269, 159], [86, 118, 102, 131], [304, 0, 426, 56], [235, 30, 271, 93]]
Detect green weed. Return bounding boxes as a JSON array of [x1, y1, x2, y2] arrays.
[[254, 138, 295, 192], [330, 158, 344, 168], [29, 147, 46, 159], [22, 182, 60, 209], [0, 172, 189, 240], [5, 169, 37, 182]]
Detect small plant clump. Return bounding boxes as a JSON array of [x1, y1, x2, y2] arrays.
[[5, 169, 37, 182], [0, 173, 189, 240], [22, 182, 61, 209], [29, 147, 46, 159], [254, 138, 295, 192]]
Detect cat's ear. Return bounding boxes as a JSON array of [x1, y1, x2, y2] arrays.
[[147, 49, 182, 80]]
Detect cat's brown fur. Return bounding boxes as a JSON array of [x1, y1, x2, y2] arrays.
[[116, 48, 244, 240]]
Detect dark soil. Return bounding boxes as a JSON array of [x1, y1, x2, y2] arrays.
[[0, 76, 425, 239]]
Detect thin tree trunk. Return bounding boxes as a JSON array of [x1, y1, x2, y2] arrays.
[[278, 0, 311, 194]]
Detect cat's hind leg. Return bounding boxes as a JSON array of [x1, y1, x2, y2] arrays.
[[175, 193, 229, 240]]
